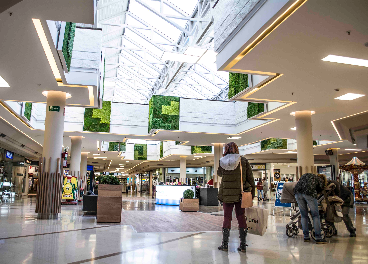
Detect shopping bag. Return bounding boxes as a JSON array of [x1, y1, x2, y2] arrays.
[[241, 192, 253, 208], [245, 207, 269, 236]]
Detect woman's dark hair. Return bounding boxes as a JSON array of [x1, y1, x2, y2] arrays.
[[223, 142, 239, 156]]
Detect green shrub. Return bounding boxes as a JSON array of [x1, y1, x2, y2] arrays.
[[261, 138, 287, 150], [97, 175, 120, 185], [108, 142, 126, 151], [247, 102, 264, 118], [228, 72, 248, 99], [160, 141, 163, 158], [62, 22, 76, 72], [183, 189, 194, 199], [83, 101, 111, 132], [134, 144, 147, 160], [24, 102, 32, 121], [191, 146, 212, 154], [148, 95, 180, 132]]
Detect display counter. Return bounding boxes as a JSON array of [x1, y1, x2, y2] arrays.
[[156, 185, 196, 205]]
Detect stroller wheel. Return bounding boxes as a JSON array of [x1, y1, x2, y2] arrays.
[[286, 225, 295, 237], [324, 224, 335, 238], [311, 228, 325, 241]]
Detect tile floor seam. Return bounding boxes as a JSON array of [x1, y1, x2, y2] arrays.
[[67, 231, 206, 264]]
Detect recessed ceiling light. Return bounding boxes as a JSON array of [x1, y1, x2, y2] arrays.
[[290, 111, 315, 116], [322, 55, 368, 68], [0, 76, 10, 87], [335, 93, 365, 101], [291, 127, 296, 130], [194, 156, 202, 158], [93, 154, 100, 156], [42, 91, 71, 99], [345, 149, 361, 151], [227, 136, 241, 139]]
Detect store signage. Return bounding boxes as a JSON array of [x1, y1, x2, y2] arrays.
[[251, 164, 266, 170], [5, 150, 13, 160], [275, 182, 291, 207], [48, 106, 60, 112], [25, 159, 31, 164]]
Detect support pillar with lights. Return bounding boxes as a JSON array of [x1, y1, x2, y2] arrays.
[[295, 111, 314, 178], [149, 171, 153, 196], [80, 152, 88, 192], [329, 149, 339, 181], [213, 143, 224, 188], [180, 156, 187, 183], [70, 136, 83, 198], [37, 91, 67, 219]]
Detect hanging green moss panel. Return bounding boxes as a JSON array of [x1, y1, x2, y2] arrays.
[[108, 142, 126, 152], [62, 22, 76, 72], [24, 102, 32, 121], [228, 72, 249, 99], [148, 95, 180, 132], [134, 144, 147, 160], [261, 138, 287, 151], [160, 142, 163, 158], [191, 146, 212, 154], [247, 102, 264, 118], [83, 101, 111, 132]]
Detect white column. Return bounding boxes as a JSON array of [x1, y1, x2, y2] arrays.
[[80, 152, 88, 190], [69, 136, 83, 175], [180, 156, 187, 183], [42, 91, 67, 173], [149, 171, 153, 196], [329, 149, 339, 181], [295, 111, 314, 177], [213, 143, 224, 188]]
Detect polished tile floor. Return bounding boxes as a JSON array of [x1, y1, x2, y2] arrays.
[[0, 195, 367, 264]]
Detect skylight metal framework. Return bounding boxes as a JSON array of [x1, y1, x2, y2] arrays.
[[97, 0, 229, 104]]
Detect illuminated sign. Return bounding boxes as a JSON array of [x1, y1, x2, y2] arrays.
[[156, 186, 196, 206], [5, 150, 13, 160]]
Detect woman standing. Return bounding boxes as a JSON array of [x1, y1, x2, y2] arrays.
[[217, 142, 255, 252]]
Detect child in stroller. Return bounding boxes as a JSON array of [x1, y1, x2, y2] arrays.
[[282, 181, 343, 240]]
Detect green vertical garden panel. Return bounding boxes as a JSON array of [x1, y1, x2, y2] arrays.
[[62, 22, 76, 71], [108, 142, 126, 151], [228, 72, 248, 99], [83, 101, 111, 132], [260, 138, 287, 150], [148, 95, 180, 132], [247, 102, 264, 118], [134, 144, 147, 160], [24, 102, 32, 121], [191, 146, 212, 154]]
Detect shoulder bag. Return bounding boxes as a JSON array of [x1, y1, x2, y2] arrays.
[[240, 161, 253, 208]]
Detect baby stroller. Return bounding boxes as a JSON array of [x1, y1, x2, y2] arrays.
[[283, 182, 342, 240]]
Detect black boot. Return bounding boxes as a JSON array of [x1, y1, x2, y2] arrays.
[[218, 228, 230, 251], [237, 228, 247, 252]]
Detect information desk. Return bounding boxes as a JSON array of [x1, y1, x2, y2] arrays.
[[156, 185, 196, 205]]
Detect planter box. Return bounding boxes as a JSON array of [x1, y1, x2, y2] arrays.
[[97, 185, 122, 223], [179, 198, 199, 212]]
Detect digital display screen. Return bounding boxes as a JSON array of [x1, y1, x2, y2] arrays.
[[5, 150, 13, 160], [156, 186, 196, 206], [87, 165, 93, 171]]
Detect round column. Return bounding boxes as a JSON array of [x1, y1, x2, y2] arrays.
[[180, 156, 187, 183], [213, 143, 223, 188], [295, 111, 314, 177], [80, 152, 88, 190], [69, 137, 83, 175], [42, 91, 67, 173]]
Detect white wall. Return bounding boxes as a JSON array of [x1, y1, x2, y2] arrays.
[[163, 141, 191, 157], [110, 103, 149, 134]]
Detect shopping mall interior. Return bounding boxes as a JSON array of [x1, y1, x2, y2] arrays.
[[0, 0, 367, 263]]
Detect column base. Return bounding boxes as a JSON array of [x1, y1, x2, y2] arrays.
[[37, 213, 59, 220]]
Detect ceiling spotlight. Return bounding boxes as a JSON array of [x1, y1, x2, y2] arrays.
[[291, 127, 296, 130], [334, 93, 365, 101], [227, 136, 241, 139]]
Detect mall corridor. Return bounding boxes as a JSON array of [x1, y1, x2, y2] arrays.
[[0, 196, 367, 264]]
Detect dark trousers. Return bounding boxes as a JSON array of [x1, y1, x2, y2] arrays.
[[223, 201, 247, 229], [328, 206, 355, 233]]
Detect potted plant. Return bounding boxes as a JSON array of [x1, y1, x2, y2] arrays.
[[179, 189, 199, 212], [97, 175, 122, 223]]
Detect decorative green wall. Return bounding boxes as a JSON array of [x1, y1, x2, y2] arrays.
[[83, 101, 111, 132], [247, 102, 264, 118], [108, 142, 126, 151], [134, 144, 147, 160], [261, 138, 287, 150], [191, 146, 212, 154], [160, 141, 163, 158], [24, 102, 32, 121], [62, 22, 76, 72], [148, 95, 180, 132], [228, 72, 249, 99]]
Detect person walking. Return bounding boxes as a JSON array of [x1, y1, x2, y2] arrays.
[[262, 177, 269, 201], [257, 179, 264, 200], [324, 178, 356, 237], [294, 173, 327, 244], [217, 142, 255, 252]]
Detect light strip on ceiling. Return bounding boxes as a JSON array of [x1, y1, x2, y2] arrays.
[[334, 93, 365, 101], [322, 55, 368, 68], [32, 19, 62, 81], [0, 76, 10, 87]]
